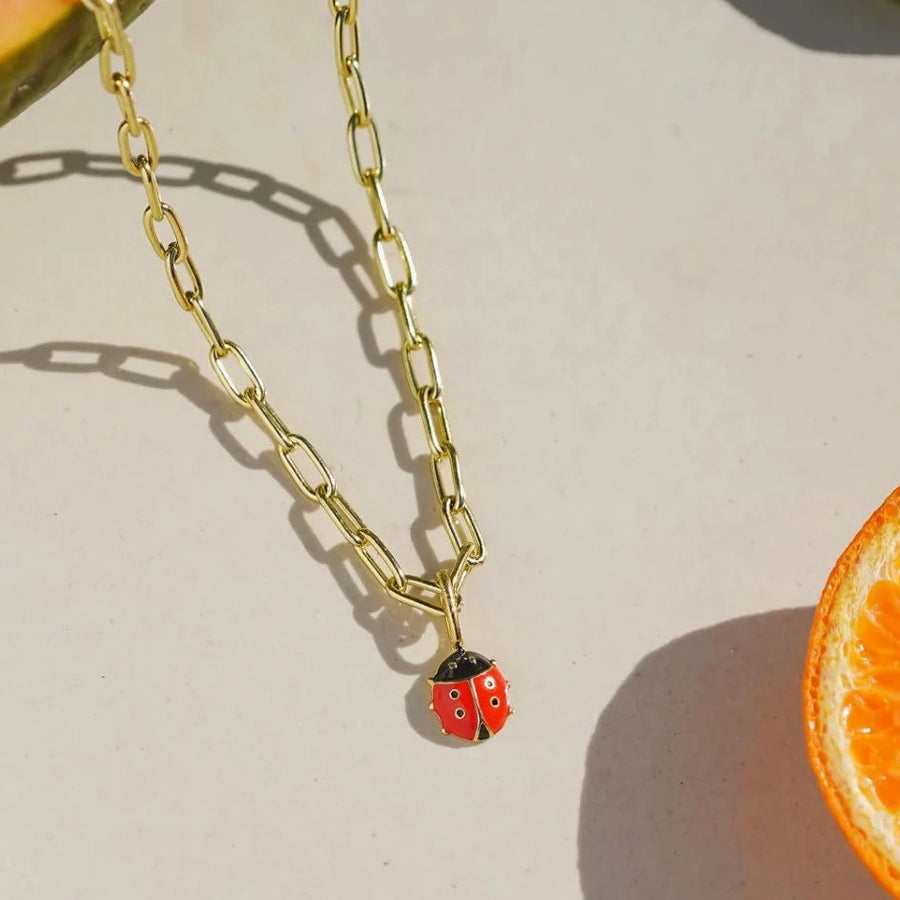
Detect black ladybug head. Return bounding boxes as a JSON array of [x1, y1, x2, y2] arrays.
[[432, 649, 492, 683]]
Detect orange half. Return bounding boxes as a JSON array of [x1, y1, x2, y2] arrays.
[[805, 487, 900, 896]]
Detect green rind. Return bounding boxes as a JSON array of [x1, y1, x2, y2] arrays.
[[0, 0, 155, 130]]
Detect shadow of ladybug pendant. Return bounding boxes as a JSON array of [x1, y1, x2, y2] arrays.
[[429, 649, 511, 742]]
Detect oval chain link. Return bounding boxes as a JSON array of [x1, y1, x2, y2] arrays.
[[80, 0, 484, 617]]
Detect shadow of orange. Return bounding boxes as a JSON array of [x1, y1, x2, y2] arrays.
[[579, 608, 888, 899]]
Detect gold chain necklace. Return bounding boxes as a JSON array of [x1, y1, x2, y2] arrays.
[[79, 0, 511, 743]]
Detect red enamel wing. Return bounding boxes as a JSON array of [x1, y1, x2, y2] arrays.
[[430, 649, 511, 742]]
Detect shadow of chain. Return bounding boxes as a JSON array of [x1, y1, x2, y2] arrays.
[[0, 150, 456, 743]]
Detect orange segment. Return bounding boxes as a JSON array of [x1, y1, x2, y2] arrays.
[[805, 488, 900, 896], [845, 579, 900, 818]]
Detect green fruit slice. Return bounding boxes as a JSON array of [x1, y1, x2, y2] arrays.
[[0, 0, 154, 130]]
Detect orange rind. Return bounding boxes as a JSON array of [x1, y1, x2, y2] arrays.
[[805, 487, 900, 896]]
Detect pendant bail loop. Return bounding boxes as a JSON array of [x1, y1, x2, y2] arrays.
[[437, 569, 463, 650]]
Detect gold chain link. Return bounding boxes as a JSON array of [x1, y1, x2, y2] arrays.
[[79, 0, 485, 619]]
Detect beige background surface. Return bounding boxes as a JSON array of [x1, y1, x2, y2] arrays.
[[3, 1, 900, 898]]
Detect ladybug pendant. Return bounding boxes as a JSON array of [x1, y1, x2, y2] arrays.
[[429, 648, 511, 742]]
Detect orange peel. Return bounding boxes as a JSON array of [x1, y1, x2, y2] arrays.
[[805, 487, 900, 896]]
